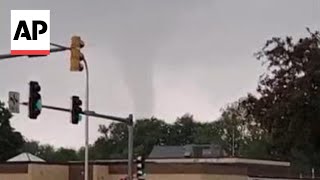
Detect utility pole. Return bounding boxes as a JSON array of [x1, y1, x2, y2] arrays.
[[232, 127, 235, 157]]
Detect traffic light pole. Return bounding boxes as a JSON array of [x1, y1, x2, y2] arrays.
[[21, 102, 133, 124], [3, 40, 134, 179], [128, 116, 134, 180], [21, 102, 132, 123]]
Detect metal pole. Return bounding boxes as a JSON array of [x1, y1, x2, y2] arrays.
[[86, 111, 129, 124], [21, 103, 131, 124], [0, 47, 68, 61], [232, 127, 235, 157], [128, 114, 134, 180], [83, 59, 89, 180]]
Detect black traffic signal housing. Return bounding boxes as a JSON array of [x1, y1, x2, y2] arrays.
[[71, 96, 83, 124], [136, 156, 145, 179], [28, 81, 42, 119]]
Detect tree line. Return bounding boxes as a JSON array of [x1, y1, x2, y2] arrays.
[[0, 30, 320, 173], [0, 100, 269, 162]]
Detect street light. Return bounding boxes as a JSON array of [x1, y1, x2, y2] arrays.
[[69, 35, 90, 180]]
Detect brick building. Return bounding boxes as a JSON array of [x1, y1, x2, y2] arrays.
[[0, 157, 318, 180]]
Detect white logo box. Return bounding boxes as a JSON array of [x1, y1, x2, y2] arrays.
[[11, 10, 50, 55]]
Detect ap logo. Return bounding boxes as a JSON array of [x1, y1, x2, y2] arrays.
[[11, 10, 50, 55]]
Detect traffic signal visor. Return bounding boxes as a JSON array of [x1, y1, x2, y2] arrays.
[[71, 36, 84, 48]]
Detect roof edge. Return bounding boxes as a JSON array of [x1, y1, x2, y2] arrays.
[[145, 157, 290, 166]]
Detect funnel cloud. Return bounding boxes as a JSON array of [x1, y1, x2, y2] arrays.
[[104, 1, 193, 117]]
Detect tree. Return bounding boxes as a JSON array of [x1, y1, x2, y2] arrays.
[[53, 148, 79, 162], [193, 121, 224, 145], [211, 98, 274, 159], [219, 105, 245, 156], [0, 101, 25, 161], [78, 142, 108, 160], [22, 140, 69, 162], [92, 113, 250, 159], [38, 144, 55, 161], [92, 122, 128, 159], [133, 117, 170, 156], [218, 99, 266, 158], [169, 114, 200, 145], [93, 117, 171, 158], [243, 30, 320, 167], [22, 140, 40, 155]]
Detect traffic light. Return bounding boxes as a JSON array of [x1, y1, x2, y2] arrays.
[[136, 156, 145, 179], [28, 81, 42, 119], [70, 36, 85, 71], [71, 96, 82, 124]]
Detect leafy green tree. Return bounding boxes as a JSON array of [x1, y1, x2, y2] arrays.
[[38, 144, 56, 161], [240, 136, 272, 159], [89, 139, 112, 160], [215, 99, 274, 159], [92, 114, 241, 159], [93, 122, 128, 159], [133, 117, 170, 156], [93, 117, 171, 158], [0, 101, 25, 161], [193, 121, 224, 145], [169, 114, 200, 145], [219, 100, 256, 157], [243, 30, 320, 168], [219, 108, 244, 156], [53, 148, 79, 162], [77, 144, 107, 160], [22, 141, 72, 162]]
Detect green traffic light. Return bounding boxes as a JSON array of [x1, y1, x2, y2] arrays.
[[35, 100, 42, 110]]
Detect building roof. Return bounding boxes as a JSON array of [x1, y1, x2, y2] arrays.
[[146, 157, 290, 166], [69, 157, 290, 167], [7, 152, 45, 162], [149, 146, 187, 158], [149, 144, 226, 158]]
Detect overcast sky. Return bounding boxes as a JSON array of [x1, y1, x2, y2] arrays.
[[0, 0, 319, 148]]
